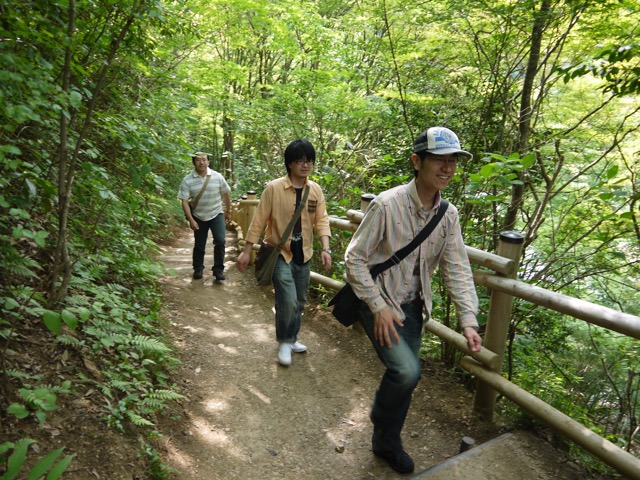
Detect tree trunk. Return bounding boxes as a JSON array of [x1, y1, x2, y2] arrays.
[[47, 1, 142, 306], [502, 0, 550, 231], [48, 0, 76, 308], [222, 114, 235, 184]]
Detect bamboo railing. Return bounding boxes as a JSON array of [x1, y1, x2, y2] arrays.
[[231, 193, 640, 479]]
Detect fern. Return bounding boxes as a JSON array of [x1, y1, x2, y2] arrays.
[[128, 335, 171, 353], [126, 412, 154, 426], [4, 369, 42, 381], [138, 390, 185, 411], [54, 334, 83, 346], [0, 327, 11, 340], [108, 380, 136, 393], [98, 384, 114, 399], [86, 319, 131, 334], [145, 389, 184, 401], [1, 248, 41, 279], [137, 399, 165, 411], [84, 325, 127, 346]]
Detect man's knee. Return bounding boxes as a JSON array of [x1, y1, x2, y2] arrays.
[[394, 360, 421, 388]]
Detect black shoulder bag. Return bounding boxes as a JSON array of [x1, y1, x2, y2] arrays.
[[328, 200, 449, 327]]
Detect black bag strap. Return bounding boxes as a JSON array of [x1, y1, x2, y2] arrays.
[[370, 200, 449, 278], [276, 185, 310, 249], [190, 174, 211, 210]]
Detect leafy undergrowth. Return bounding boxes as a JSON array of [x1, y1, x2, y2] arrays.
[[1, 242, 183, 479]]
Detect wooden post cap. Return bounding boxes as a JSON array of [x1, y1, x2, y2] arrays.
[[459, 436, 476, 453], [499, 231, 524, 244]]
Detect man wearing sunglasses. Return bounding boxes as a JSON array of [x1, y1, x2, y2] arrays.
[[344, 127, 482, 473], [237, 139, 332, 366]]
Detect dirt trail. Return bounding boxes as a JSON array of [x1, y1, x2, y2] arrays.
[[155, 228, 587, 480]]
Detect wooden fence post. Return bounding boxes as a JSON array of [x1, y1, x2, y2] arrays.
[[238, 191, 255, 237], [360, 193, 375, 213], [473, 231, 524, 419]]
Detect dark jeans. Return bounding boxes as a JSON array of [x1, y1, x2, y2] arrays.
[[272, 256, 311, 343], [192, 213, 226, 274], [358, 302, 424, 449]]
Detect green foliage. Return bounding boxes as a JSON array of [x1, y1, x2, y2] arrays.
[[0, 439, 74, 480], [1, 0, 639, 476], [6, 382, 71, 425], [140, 432, 176, 480], [557, 41, 640, 96]]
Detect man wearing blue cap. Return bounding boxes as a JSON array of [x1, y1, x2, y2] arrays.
[[344, 127, 482, 473], [178, 151, 232, 281]]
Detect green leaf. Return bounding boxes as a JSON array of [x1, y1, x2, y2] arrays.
[[0, 144, 22, 155], [35, 410, 47, 423], [76, 307, 91, 321], [34, 230, 49, 248], [61, 310, 78, 330], [69, 90, 82, 108], [606, 165, 619, 179], [42, 311, 62, 335], [0, 442, 16, 455], [27, 448, 64, 480], [7, 403, 29, 419], [4, 297, 20, 310], [45, 453, 75, 479], [521, 154, 536, 169], [5, 438, 36, 480], [479, 164, 496, 177], [487, 153, 508, 161]]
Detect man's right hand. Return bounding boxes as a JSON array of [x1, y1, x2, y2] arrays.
[[236, 251, 250, 273], [189, 219, 199, 231], [373, 306, 403, 348]]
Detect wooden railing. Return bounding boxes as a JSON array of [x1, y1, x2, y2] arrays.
[[231, 195, 640, 479]]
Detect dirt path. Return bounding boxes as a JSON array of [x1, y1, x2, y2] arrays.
[[154, 228, 588, 480]]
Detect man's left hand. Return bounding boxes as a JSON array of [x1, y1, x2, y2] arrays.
[[320, 251, 332, 270], [463, 327, 482, 353]]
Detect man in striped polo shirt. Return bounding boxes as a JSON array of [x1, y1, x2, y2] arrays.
[[178, 151, 232, 281]]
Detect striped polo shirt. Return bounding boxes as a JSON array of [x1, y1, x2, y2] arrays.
[[178, 167, 231, 221]]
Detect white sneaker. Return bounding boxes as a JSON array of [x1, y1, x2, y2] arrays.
[[291, 341, 307, 353], [278, 343, 292, 366]]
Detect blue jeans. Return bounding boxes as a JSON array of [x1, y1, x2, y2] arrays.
[[272, 256, 310, 343], [192, 213, 226, 274], [358, 302, 424, 449]]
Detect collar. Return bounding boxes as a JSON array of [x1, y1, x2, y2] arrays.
[[284, 174, 308, 190], [192, 167, 213, 178], [409, 178, 442, 213]]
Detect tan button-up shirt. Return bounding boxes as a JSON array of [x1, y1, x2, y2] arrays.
[[245, 175, 331, 264]]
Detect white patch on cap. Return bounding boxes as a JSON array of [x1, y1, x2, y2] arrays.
[[428, 127, 461, 150]]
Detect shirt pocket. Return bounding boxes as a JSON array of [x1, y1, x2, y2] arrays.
[[428, 227, 447, 253], [307, 198, 318, 214]]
